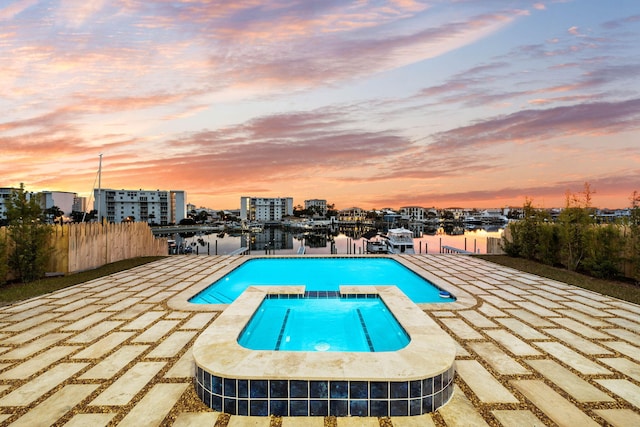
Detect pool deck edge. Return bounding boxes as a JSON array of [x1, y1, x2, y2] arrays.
[[192, 285, 456, 382]]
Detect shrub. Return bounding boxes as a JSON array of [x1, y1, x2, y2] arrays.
[[0, 230, 8, 285], [504, 186, 639, 282], [4, 184, 53, 283], [536, 223, 561, 266], [581, 224, 623, 279]]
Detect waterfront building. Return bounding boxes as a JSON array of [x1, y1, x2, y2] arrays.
[[73, 196, 88, 213], [399, 206, 426, 222], [304, 199, 327, 217], [240, 196, 294, 222], [40, 191, 78, 217], [0, 187, 20, 220], [337, 207, 366, 223], [596, 208, 631, 221], [444, 207, 466, 221], [1, 188, 80, 222], [93, 188, 186, 225]]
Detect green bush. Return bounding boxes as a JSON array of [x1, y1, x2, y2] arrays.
[[0, 232, 8, 285], [4, 184, 53, 283], [502, 198, 546, 260], [504, 186, 638, 282], [581, 224, 623, 279], [536, 223, 561, 266]]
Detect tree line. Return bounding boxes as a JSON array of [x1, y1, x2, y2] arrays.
[[502, 184, 640, 282]]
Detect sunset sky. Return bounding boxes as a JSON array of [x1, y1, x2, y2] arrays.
[[2, 0, 639, 210]]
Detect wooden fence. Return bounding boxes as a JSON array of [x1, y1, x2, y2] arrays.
[[486, 237, 505, 254], [1, 222, 168, 278]]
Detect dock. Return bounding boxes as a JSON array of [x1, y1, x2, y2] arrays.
[[440, 245, 473, 254], [228, 247, 249, 256]]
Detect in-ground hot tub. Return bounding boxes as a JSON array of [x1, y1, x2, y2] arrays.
[[193, 285, 456, 417], [238, 293, 410, 352]]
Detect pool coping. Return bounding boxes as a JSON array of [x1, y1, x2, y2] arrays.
[[192, 284, 457, 382], [192, 284, 457, 416], [167, 254, 477, 312]]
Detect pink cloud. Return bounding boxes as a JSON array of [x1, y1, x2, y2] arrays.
[[602, 14, 640, 29], [429, 98, 640, 152], [364, 171, 640, 210]]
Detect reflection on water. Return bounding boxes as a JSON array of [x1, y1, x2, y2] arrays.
[[169, 225, 504, 255]]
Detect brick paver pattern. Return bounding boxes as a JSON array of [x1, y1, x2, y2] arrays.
[[0, 255, 638, 426]]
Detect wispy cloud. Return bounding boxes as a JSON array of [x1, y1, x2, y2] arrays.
[[0, 0, 38, 21], [1, 0, 639, 209], [428, 98, 640, 152], [602, 14, 640, 29], [367, 171, 640, 209]]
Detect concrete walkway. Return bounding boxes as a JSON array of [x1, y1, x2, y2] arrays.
[[0, 255, 638, 426]]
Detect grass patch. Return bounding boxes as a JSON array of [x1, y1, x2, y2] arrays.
[[476, 255, 640, 305], [0, 256, 166, 305]]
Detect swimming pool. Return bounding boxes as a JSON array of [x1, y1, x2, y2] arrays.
[[238, 294, 409, 352], [189, 257, 455, 304]]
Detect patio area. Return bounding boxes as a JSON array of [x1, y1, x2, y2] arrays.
[[0, 255, 638, 426]]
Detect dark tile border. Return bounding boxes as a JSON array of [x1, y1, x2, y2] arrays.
[[195, 365, 455, 417]]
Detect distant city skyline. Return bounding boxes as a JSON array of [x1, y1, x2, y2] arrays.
[[1, 1, 639, 210]]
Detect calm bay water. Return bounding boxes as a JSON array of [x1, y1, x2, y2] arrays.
[[171, 225, 504, 255]]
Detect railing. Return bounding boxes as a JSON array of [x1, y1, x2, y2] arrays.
[[228, 247, 249, 256], [440, 245, 473, 254]]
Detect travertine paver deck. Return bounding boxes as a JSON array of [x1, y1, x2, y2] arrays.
[[0, 254, 637, 426]]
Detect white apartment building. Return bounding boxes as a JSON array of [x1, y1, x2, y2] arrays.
[[337, 207, 367, 222], [1, 188, 80, 221], [73, 196, 88, 213], [304, 199, 327, 217], [40, 191, 78, 216], [94, 189, 186, 224], [0, 187, 19, 220], [400, 206, 426, 221], [240, 197, 294, 222]]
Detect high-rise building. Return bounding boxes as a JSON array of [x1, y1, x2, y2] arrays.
[[40, 191, 78, 216], [73, 196, 88, 213], [93, 189, 186, 224], [240, 196, 293, 222]]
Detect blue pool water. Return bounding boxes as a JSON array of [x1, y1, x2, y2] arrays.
[[189, 257, 454, 304], [238, 296, 409, 352]]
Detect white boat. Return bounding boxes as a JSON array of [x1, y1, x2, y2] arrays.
[[383, 227, 415, 254], [463, 216, 482, 225], [366, 239, 389, 254], [241, 221, 263, 233]]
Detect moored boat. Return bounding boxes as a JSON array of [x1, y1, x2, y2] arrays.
[[383, 227, 415, 254], [366, 238, 389, 254]]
